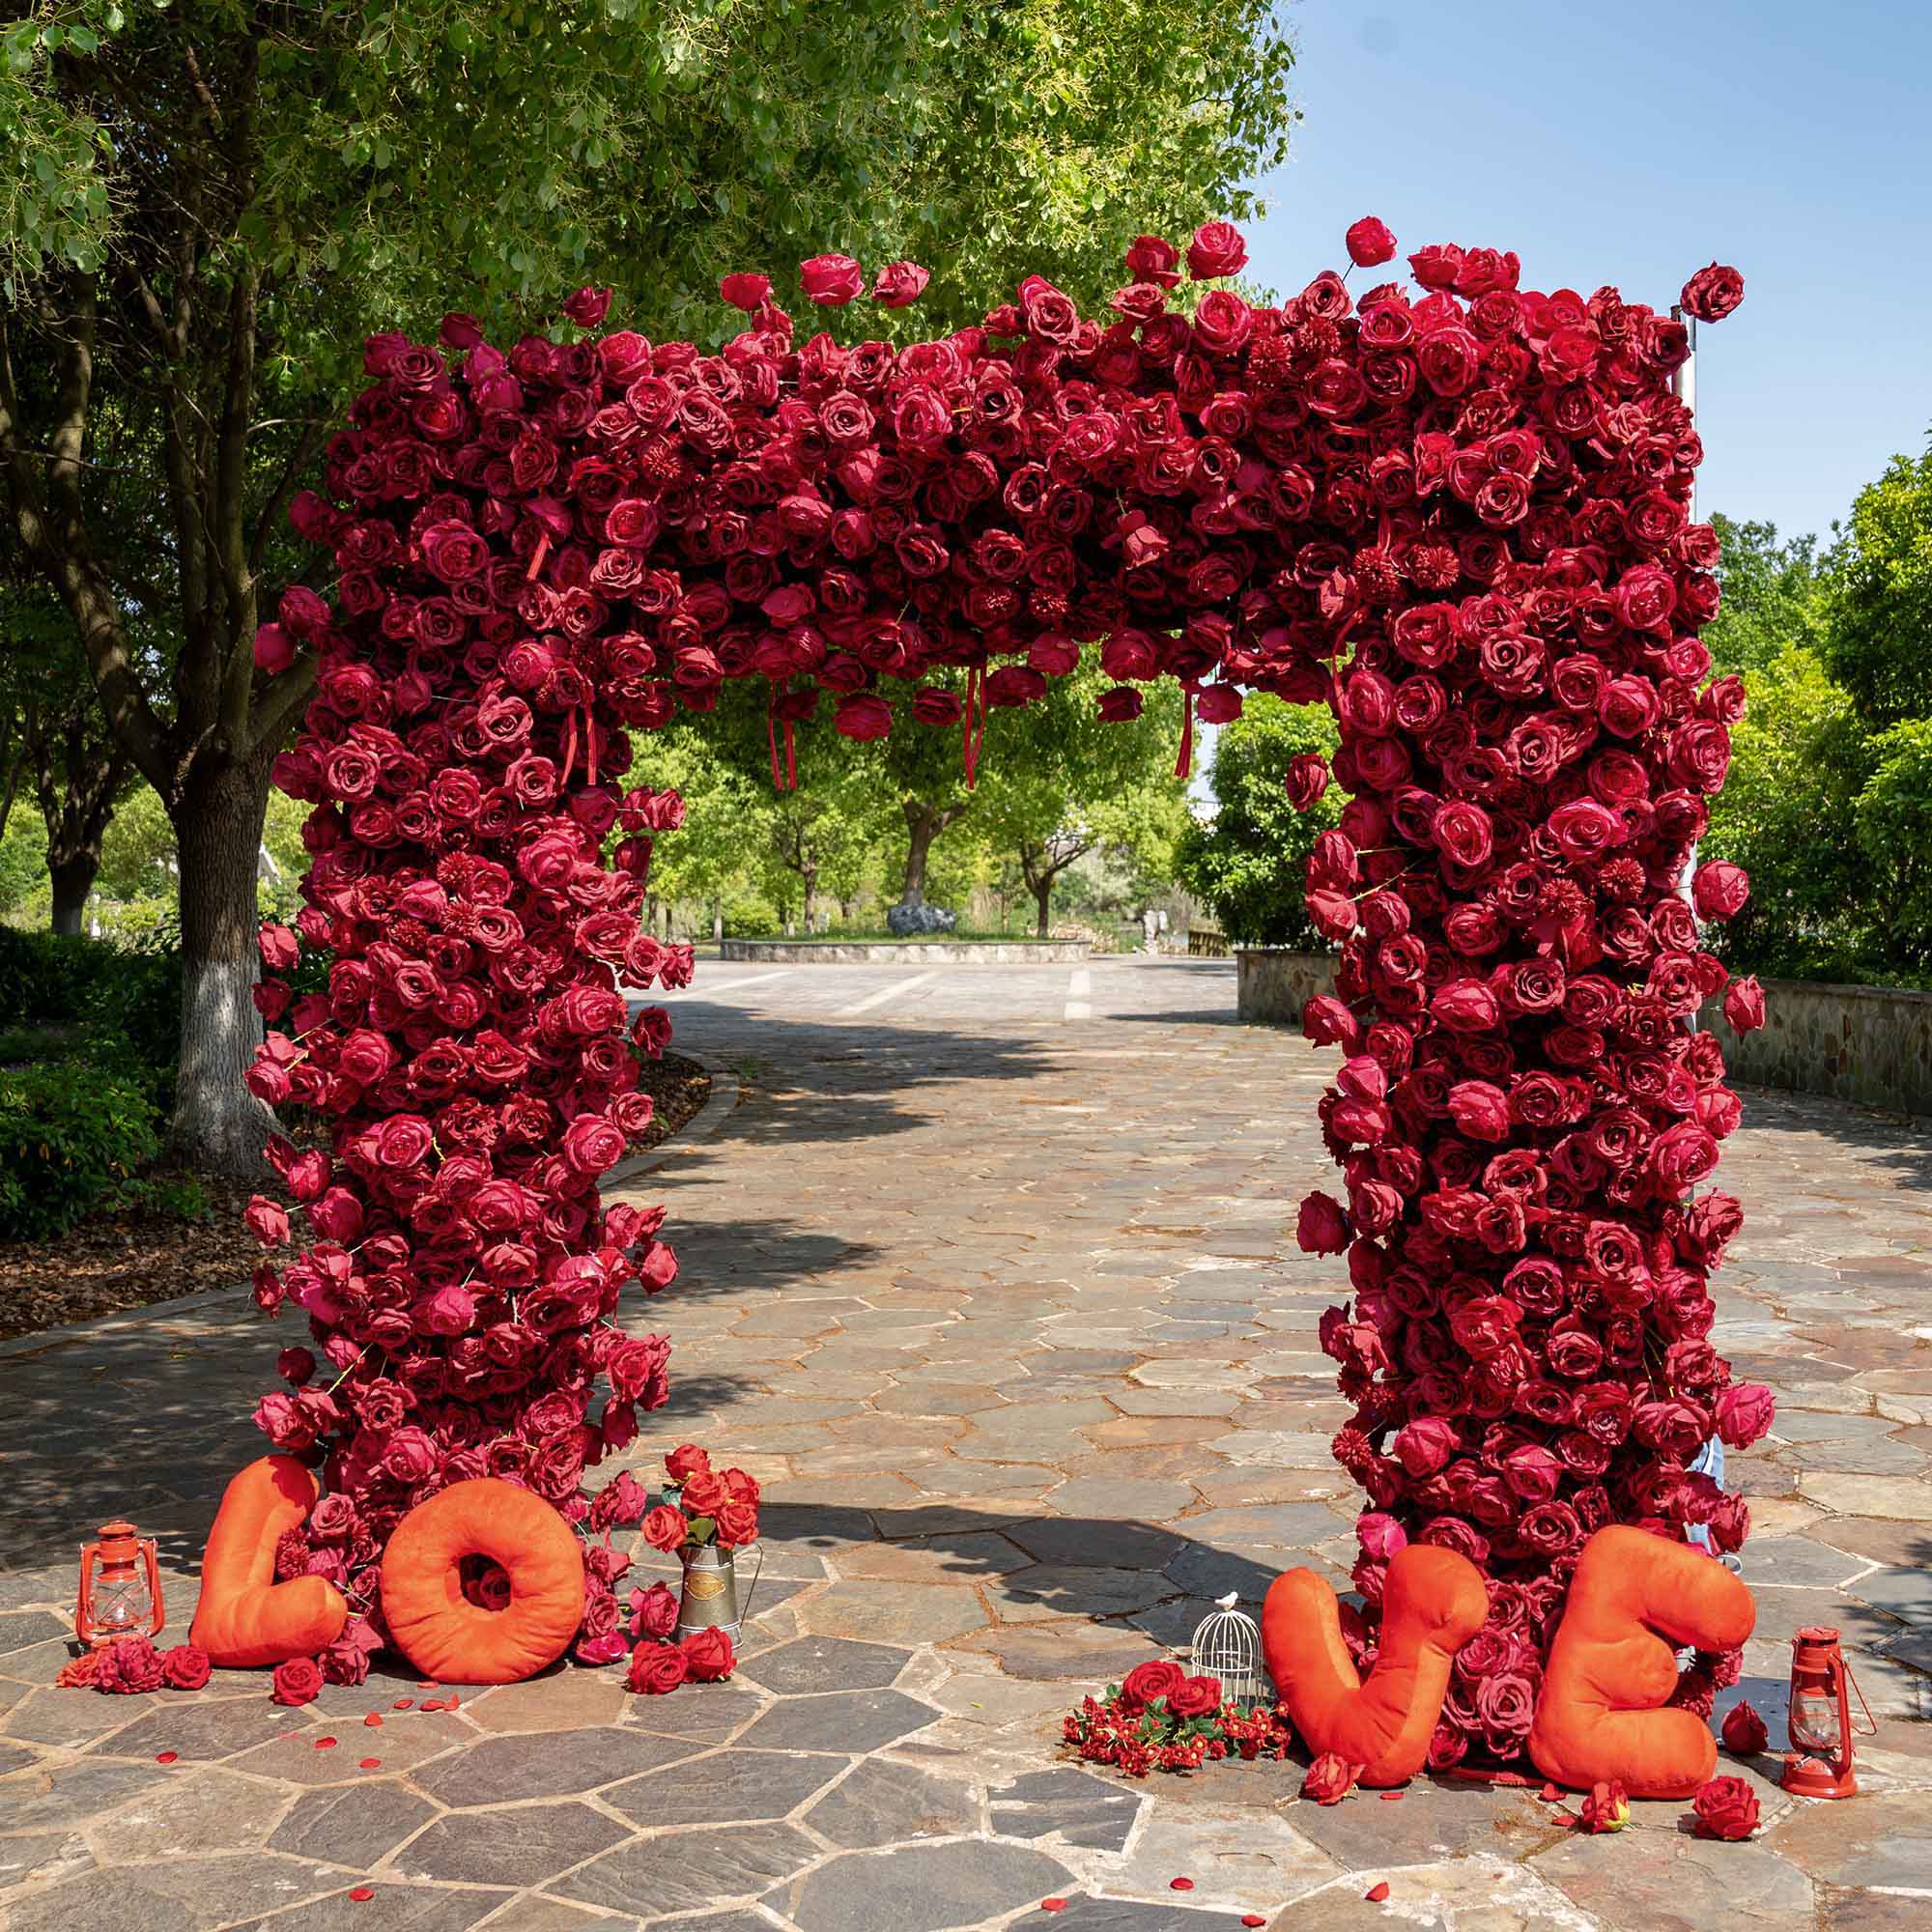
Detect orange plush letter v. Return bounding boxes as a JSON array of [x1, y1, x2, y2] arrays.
[[1529, 1523, 1755, 1800], [1262, 1545, 1489, 1786], [190, 1456, 349, 1668]]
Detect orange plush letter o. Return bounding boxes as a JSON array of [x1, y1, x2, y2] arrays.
[[380, 1479, 585, 1685], [1529, 1524, 1756, 1799], [1262, 1545, 1490, 1785], [190, 1456, 350, 1667]]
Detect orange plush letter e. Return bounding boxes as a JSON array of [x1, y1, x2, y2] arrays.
[[1529, 1524, 1756, 1799], [1262, 1545, 1489, 1786]]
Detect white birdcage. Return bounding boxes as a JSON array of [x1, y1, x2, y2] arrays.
[[1191, 1593, 1268, 1708]]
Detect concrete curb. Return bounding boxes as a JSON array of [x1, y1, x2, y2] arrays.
[[0, 1050, 743, 1363]]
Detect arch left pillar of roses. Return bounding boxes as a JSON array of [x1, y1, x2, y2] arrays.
[[244, 228, 1771, 1770]]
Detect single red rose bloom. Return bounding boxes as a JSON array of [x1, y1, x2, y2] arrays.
[[681, 1626, 735, 1682], [1345, 216, 1397, 267], [627, 1644, 689, 1695], [1680, 263, 1745, 322], [1719, 1700, 1769, 1756], [271, 1659, 325, 1707], [1691, 1775, 1760, 1839]]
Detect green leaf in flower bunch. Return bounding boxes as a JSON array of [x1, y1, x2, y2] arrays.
[[684, 1515, 716, 1545]]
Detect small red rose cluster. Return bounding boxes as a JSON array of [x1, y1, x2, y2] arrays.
[[1063, 1658, 1296, 1777], [639, 1441, 761, 1554], [66, 1637, 213, 1695], [259, 215, 1756, 1740]]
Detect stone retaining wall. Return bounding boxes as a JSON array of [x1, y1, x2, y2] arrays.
[[1697, 977, 1932, 1119], [1236, 948, 1337, 1024], [720, 937, 1092, 964], [1237, 950, 1932, 1119]]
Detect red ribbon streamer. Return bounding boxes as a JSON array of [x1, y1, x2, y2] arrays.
[[963, 664, 985, 790], [1175, 686, 1195, 781]]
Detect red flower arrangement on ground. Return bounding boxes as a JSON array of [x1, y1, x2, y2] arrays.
[[243, 219, 1765, 1743], [1063, 1659, 1296, 1776]]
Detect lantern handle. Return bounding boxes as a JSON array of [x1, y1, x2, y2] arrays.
[[1844, 1660, 1878, 1739]]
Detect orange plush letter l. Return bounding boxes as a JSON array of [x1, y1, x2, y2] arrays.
[[1529, 1524, 1756, 1799], [190, 1456, 349, 1668], [1262, 1545, 1490, 1786]]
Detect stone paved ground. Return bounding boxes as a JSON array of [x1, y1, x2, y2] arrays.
[[2, 955, 1930, 1931]]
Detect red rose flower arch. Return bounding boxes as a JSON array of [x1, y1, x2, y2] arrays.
[[242, 224, 1774, 1767]]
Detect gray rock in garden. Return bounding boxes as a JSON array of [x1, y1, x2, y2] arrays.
[[886, 900, 956, 936]]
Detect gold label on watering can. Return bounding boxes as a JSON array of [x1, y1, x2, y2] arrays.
[[683, 1570, 727, 1603]]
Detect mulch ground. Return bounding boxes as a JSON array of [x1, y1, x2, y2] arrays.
[[0, 1051, 712, 1342]]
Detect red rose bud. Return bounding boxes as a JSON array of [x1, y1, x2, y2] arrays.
[[1284, 753, 1330, 810], [1691, 1775, 1760, 1840], [799, 252, 865, 305], [1295, 1190, 1349, 1256], [871, 261, 930, 308], [1577, 1779, 1630, 1833], [719, 270, 771, 311], [1680, 263, 1746, 322], [1692, 860, 1750, 922], [1345, 216, 1397, 268], [1124, 234, 1181, 288], [1722, 975, 1767, 1035], [1301, 1752, 1361, 1804], [1720, 1700, 1770, 1756], [253, 623, 296, 675], [560, 287, 611, 327]]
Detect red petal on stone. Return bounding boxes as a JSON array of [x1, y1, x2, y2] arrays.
[[1540, 1781, 1563, 1801], [1379, 1790, 1404, 1801], [1366, 1882, 1391, 1903], [349, 1888, 375, 1903], [364, 1714, 383, 1726], [1171, 1879, 1194, 1891], [1243, 1919, 1267, 1929], [314, 1737, 337, 1749], [417, 1680, 437, 1690], [1040, 1902, 1067, 1915], [359, 1757, 382, 1770], [444, 1694, 460, 1710], [392, 1698, 412, 1710], [155, 1750, 178, 1764]]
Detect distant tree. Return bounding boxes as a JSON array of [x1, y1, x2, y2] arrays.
[[1826, 441, 1932, 727], [1701, 645, 1869, 975], [1176, 696, 1342, 947], [1703, 513, 1830, 677]]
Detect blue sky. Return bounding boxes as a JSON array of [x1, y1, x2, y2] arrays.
[[1243, 0, 1932, 548]]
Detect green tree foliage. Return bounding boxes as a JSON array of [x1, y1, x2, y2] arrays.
[[1700, 645, 1869, 977], [1176, 696, 1341, 947], [1826, 443, 1932, 728], [1854, 719, 1932, 975], [0, 0, 1295, 1166], [1702, 514, 1830, 677]]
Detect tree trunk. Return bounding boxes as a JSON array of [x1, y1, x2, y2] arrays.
[[901, 803, 941, 905], [48, 855, 98, 935], [170, 749, 276, 1175], [1033, 877, 1055, 939], [712, 898, 724, 942]]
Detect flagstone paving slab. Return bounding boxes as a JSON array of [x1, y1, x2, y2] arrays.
[[3, 959, 1932, 1930]]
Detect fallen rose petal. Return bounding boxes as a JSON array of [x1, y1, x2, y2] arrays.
[[1540, 1782, 1563, 1801], [1378, 1790, 1404, 1801], [363, 1713, 382, 1727], [155, 1750, 178, 1764], [348, 1888, 374, 1903], [1040, 1903, 1066, 1915], [314, 1737, 336, 1749], [1242, 1918, 1267, 1928], [391, 1699, 412, 1710], [1366, 1882, 1391, 1903], [1171, 1878, 1194, 1891], [359, 1757, 382, 1769]]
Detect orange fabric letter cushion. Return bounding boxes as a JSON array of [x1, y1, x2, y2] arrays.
[[1529, 1523, 1757, 1799], [190, 1456, 349, 1668], [380, 1479, 585, 1684], [1262, 1545, 1489, 1786]]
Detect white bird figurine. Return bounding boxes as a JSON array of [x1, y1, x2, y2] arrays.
[[1216, 1591, 1239, 1609]]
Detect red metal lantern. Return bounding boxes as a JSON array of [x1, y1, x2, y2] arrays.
[[75, 1520, 164, 1650], [1782, 1626, 1874, 1799]]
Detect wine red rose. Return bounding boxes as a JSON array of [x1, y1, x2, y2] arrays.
[[627, 1645, 689, 1695], [1119, 1660, 1188, 1714], [680, 1626, 735, 1682], [160, 1642, 213, 1691], [270, 1659, 324, 1707], [1719, 1700, 1769, 1756], [1345, 216, 1397, 267], [1691, 1775, 1760, 1839], [1300, 1752, 1361, 1804]]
